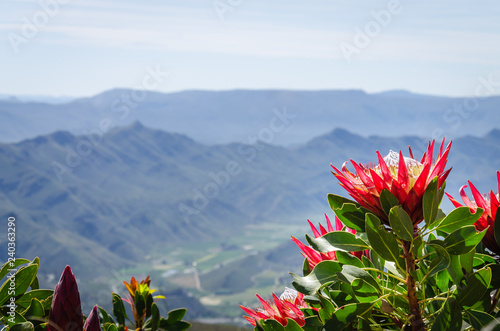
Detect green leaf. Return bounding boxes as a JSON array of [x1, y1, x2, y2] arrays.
[[150, 302, 160, 331], [379, 189, 399, 216], [459, 249, 475, 275], [473, 253, 496, 268], [0, 258, 31, 280], [165, 308, 187, 324], [338, 265, 381, 294], [0, 264, 39, 306], [351, 278, 379, 304], [291, 261, 342, 295], [444, 226, 487, 255], [9, 322, 34, 331], [466, 310, 500, 331], [335, 251, 364, 268], [324, 302, 373, 330], [447, 255, 464, 285], [490, 264, 500, 288], [302, 316, 323, 331], [426, 243, 451, 279], [388, 206, 414, 241], [365, 213, 401, 265], [434, 207, 483, 233], [16, 290, 53, 309], [431, 297, 462, 331], [23, 298, 45, 319], [283, 319, 304, 331], [112, 293, 127, 325], [328, 194, 367, 232], [256, 319, 285, 331], [306, 232, 370, 253], [318, 293, 336, 322], [423, 177, 440, 226], [97, 306, 115, 325], [457, 267, 492, 307]]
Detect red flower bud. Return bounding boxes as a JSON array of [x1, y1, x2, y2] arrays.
[[48, 266, 83, 331], [83, 306, 101, 331]]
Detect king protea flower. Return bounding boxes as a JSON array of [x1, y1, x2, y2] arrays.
[[83, 306, 101, 331], [240, 288, 310, 327], [331, 139, 452, 226], [48, 266, 83, 331], [446, 171, 500, 255], [292, 214, 369, 269]]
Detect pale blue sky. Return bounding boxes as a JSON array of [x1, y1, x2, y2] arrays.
[[1, 0, 500, 97]]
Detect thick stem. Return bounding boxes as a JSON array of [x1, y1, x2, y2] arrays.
[[402, 240, 425, 331], [489, 288, 500, 314]]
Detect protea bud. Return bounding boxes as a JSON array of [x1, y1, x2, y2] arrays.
[[83, 306, 101, 331], [48, 266, 83, 331]]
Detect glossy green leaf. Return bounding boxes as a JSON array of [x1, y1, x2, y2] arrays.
[[365, 213, 400, 264], [0, 264, 38, 306], [256, 319, 285, 331], [9, 322, 34, 331], [457, 267, 492, 307], [16, 290, 53, 309], [150, 302, 160, 331], [434, 206, 482, 233], [389, 206, 414, 241], [318, 293, 336, 322], [460, 249, 475, 275], [466, 310, 500, 331], [97, 306, 115, 325], [351, 278, 379, 304], [473, 253, 496, 268], [283, 319, 304, 331], [306, 231, 370, 253], [431, 297, 462, 331], [447, 255, 464, 285], [291, 261, 342, 295], [335, 251, 364, 268], [328, 194, 367, 232], [444, 226, 487, 255], [423, 177, 440, 226], [23, 298, 45, 320], [339, 265, 381, 294], [112, 293, 127, 325], [323, 302, 373, 330], [165, 308, 187, 324], [302, 315, 323, 331], [426, 243, 451, 279], [380, 189, 399, 216], [0, 258, 31, 280]]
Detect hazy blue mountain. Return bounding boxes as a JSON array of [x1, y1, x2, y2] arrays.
[[1, 89, 499, 145], [1, 123, 499, 277]]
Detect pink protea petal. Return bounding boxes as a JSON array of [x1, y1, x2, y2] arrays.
[[445, 192, 464, 209], [469, 181, 490, 214], [458, 185, 475, 209], [425, 140, 435, 166], [412, 163, 431, 196], [398, 150, 410, 192], [324, 213, 334, 232], [307, 220, 321, 238], [369, 168, 386, 191], [319, 223, 328, 236], [376, 151, 393, 184]]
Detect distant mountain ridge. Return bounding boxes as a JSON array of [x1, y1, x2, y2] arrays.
[[1, 89, 499, 145], [1, 123, 499, 277]]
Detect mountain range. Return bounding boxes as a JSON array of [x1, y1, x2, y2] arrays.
[[1, 123, 499, 276], [1, 89, 500, 145]]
